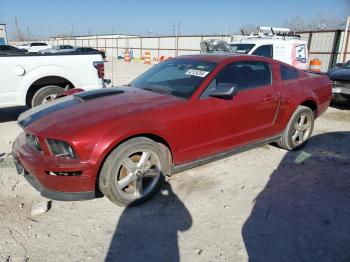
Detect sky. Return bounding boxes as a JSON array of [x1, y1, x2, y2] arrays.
[[0, 0, 349, 39]]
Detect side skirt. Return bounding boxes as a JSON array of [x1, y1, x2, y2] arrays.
[[172, 134, 282, 174]]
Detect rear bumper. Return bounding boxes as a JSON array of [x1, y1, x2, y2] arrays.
[[12, 132, 98, 201]]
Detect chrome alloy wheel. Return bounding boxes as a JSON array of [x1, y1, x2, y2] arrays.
[[42, 94, 59, 104], [115, 150, 162, 199], [291, 113, 312, 147]]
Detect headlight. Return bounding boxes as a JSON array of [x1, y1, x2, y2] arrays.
[[47, 139, 76, 159], [26, 133, 42, 151]]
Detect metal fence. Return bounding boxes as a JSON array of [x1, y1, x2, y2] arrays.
[[9, 30, 350, 71]]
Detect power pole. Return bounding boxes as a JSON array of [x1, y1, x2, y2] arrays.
[[177, 21, 181, 36], [14, 16, 22, 41], [26, 27, 30, 41]]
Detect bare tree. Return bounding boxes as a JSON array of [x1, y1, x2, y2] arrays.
[[239, 24, 258, 35]]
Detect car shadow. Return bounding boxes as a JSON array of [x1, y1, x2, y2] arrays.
[[0, 106, 28, 123], [242, 131, 350, 262], [105, 182, 192, 262]]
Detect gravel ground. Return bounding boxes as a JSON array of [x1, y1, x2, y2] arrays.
[[0, 60, 350, 262]]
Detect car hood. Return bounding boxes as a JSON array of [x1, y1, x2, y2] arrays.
[[327, 68, 350, 81], [19, 87, 184, 137]]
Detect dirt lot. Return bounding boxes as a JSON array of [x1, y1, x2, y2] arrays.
[[1, 60, 350, 262]]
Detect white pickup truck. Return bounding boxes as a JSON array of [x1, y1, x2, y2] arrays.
[[0, 53, 105, 108]]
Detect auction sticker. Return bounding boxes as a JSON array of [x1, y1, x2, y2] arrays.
[[185, 69, 210, 78]]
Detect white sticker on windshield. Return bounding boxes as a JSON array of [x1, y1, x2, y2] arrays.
[[185, 69, 210, 78]]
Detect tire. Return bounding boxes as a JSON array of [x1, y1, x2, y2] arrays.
[[99, 137, 171, 206], [31, 85, 64, 107], [276, 105, 314, 151]]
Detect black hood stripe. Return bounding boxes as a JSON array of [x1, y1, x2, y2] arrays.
[[18, 98, 79, 128], [18, 88, 127, 128]]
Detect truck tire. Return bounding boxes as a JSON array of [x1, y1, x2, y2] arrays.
[[31, 85, 64, 107], [99, 137, 170, 206], [276, 105, 314, 151]]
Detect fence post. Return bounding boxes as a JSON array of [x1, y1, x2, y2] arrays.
[[329, 30, 342, 68], [342, 16, 350, 63], [140, 37, 143, 59], [157, 37, 160, 60]]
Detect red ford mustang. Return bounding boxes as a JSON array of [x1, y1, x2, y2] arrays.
[[12, 54, 331, 206]]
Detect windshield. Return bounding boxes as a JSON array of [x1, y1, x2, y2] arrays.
[[130, 59, 217, 99], [230, 44, 255, 54]]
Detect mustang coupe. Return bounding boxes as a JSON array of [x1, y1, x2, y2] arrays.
[[13, 54, 331, 206]]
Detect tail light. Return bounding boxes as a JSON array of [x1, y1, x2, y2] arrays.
[[93, 62, 105, 79]]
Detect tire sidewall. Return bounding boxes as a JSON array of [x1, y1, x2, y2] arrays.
[[99, 138, 167, 206]]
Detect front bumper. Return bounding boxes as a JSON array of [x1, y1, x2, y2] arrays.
[[12, 132, 98, 201], [332, 80, 350, 96]]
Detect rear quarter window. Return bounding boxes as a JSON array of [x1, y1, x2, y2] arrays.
[[280, 64, 300, 81]]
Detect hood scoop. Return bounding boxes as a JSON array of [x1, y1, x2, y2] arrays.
[[74, 88, 125, 101]]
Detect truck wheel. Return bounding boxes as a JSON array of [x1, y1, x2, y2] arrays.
[[99, 137, 170, 206], [276, 106, 314, 151], [31, 85, 64, 107]]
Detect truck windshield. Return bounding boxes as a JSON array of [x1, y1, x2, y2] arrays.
[[131, 59, 217, 99], [230, 44, 255, 54]]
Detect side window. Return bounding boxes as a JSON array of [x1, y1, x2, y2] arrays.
[[252, 45, 273, 58], [201, 61, 272, 98], [280, 64, 299, 81]]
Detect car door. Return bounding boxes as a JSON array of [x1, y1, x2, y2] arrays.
[[198, 60, 280, 158]]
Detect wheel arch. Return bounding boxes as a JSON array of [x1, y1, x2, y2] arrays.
[[25, 75, 75, 106], [300, 99, 318, 116]]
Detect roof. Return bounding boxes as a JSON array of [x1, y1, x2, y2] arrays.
[[173, 53, 268, 63], [172, 54, 248, 63]]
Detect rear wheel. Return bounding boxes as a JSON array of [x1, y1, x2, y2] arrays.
[[276, 106, 314, 151], [99, 137, 170, 206], [31, 85, 64, 107]]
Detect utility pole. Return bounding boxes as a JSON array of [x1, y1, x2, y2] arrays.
[[14, 16, 22, 41], [26, 27, 30, 41], [177, 21, 181, 36]]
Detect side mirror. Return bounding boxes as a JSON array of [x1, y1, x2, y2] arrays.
[[335, 63, 343, 68], [209, 83, 238, 98]]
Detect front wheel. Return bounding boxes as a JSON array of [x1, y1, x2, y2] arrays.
[[276, 105, 314, 151], [99, 137, 170, 206]]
